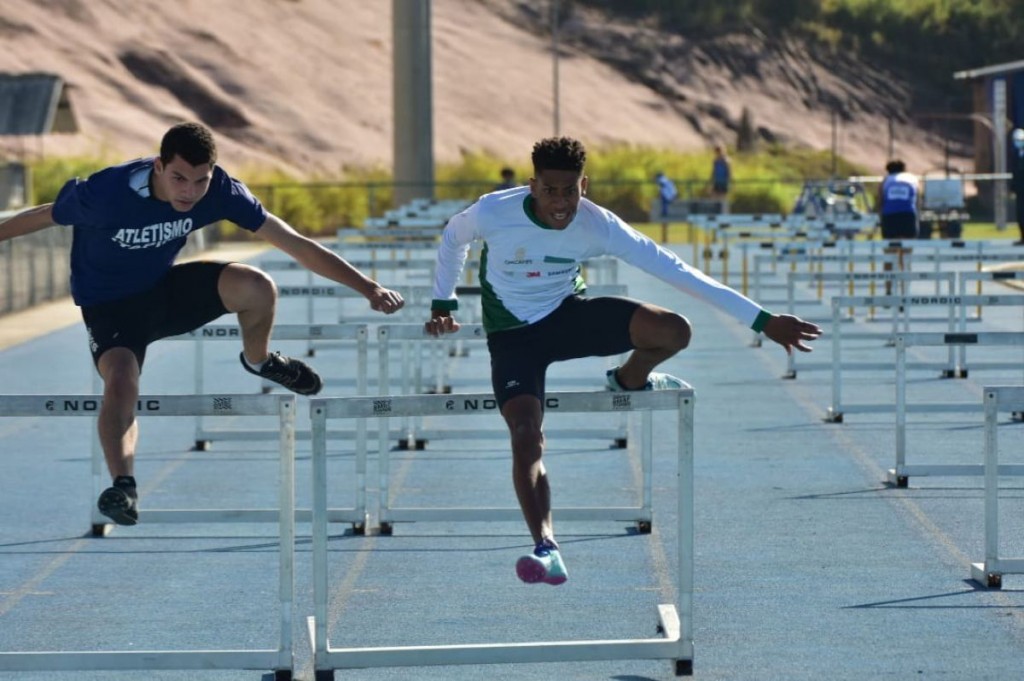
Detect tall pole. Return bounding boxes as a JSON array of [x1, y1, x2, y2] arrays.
[[393, 0, 434, 206], [993, 78, 1007, 231], [830, 110, 838, 177], [552, 0, 560, 136]]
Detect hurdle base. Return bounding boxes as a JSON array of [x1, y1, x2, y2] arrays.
[[0, 649, 291, 674], [308, 604, 690, 675], [888, 464, 1024, 487], [971, 562, 1002, 589], [87, 508, 365, 527], [377, 506, 653, 533]]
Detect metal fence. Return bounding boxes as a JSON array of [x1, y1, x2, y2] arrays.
[[0, 213, 212, 317], [0, 224, 71, 314]]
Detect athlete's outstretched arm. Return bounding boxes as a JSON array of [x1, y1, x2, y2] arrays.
[[255, 213, 404, 314], [0, 204, 56, 244]]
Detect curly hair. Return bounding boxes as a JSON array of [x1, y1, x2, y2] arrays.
[[160, 122, 218, 166], [532, 136, 587, 174], [885, 159, 906, 174]]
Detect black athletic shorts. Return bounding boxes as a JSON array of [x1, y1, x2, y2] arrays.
[[487, 293, 641, 408], [880, 211, 918, 240], [81, 261, 230, 369]]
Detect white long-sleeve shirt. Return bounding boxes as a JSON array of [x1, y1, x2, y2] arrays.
[[431, 186, 763, 333]]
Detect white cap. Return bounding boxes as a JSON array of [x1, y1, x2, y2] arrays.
[[1013, 128, 1024, 143]]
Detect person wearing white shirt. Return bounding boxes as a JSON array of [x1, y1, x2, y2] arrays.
[[425, 136, 821, 585]]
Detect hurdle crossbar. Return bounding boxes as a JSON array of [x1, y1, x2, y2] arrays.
[[308, 389, 694, 677], [0, 394, 295, 677], [971, 386, 1024, 589]]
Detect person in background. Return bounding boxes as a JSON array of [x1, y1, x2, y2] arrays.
[[877, 159, 919, 293], [878, 159, 919, 240], [425, 136, 821, 586], [710, 145, 731, 199], [495, 167, 517, 191], [654, 171, 678, 219], [1010, 129, 1024, 246], [0, 122, 404, 526]]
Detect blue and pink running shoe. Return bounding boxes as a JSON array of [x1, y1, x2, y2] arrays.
[[515, 538, 568, 585]]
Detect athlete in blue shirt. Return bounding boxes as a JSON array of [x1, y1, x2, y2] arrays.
[[0, 122, 404, 526], [878, 159, 919, 240]]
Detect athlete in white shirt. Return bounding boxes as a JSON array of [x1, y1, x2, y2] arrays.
[[425, 137, 821, 585]]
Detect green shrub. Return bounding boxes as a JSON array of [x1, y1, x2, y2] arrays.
[[27, 144, 873, 237], [30, 156, 113, 204]]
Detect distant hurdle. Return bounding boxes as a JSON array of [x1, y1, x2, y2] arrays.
[[163, 323, 369, 446], [308, 389, 695, 678], [781, 270, 956, 379], [887, 332, 1024, 487], [163, 323, 372, 533], [971, 386, 1024, 589], [0, 394, 295, 679], [824, 294, 1024, 421]]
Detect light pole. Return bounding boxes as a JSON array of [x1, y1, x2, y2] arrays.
[[552, 0, 560, 136]]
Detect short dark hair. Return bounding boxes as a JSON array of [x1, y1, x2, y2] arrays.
[[160, 122, 218, 166], [532, 137, 586, 174], [885, 159, 906, 174]]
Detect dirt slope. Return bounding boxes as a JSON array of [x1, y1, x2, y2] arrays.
[[0, 0, 959, 176]]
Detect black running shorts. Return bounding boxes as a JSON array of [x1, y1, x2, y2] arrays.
[[81, 261, 231, 369], [487, 293, 640, 408], [880, 211, 918, 240]]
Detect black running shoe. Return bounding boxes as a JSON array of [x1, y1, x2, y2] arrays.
[[240, 351, 323, 396], [97, 476, 138, 526]]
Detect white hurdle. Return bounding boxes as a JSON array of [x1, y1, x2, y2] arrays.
[[0, 394, 295, 679], [888, 332, 1024, 487], [782, 270, 956, 379], [161, 323, 372, 533], [971, 386, 1024, 589], [367, 372, 641, 534], [162, 323, 369, 446], [376, 320, 629, 451], [824, 294, 1024, 421], [308, 389, 695, 678]]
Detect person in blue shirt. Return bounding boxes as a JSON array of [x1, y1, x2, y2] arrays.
[[654, 171, 678, 218], [876, 159, 919, 294], [0, 122, 404, 526], [710, 145, 731, 198], [878, 159, 919, 240], [494, 167, 517, 191]]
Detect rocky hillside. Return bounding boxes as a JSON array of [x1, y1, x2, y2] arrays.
[[0, 0, 964, 177]]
